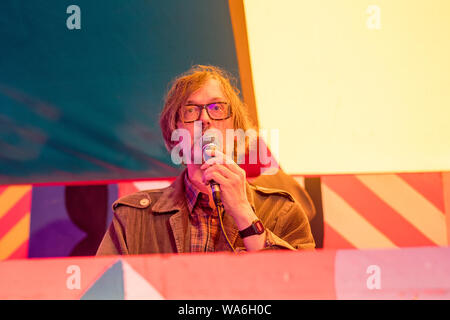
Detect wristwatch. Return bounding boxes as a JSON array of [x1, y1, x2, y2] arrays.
[[238, 219, 265, 238]]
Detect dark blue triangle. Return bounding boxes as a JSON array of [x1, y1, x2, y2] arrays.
[[81, 260, 124, 300]]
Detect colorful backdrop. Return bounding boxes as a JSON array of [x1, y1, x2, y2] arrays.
[[1, 0, 449, 261]]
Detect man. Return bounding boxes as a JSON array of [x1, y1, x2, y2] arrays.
[[96, 65, 315, 255]]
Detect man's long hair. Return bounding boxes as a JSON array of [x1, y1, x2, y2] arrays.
[[159, 65, 255, 152]]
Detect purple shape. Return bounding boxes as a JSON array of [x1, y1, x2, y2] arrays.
[[29, 184, 117, 258], [29, 185, 85, 257]]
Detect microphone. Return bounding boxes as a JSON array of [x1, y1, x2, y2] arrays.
[[202, 132, 236, 252], [202, 132, 223, 208]]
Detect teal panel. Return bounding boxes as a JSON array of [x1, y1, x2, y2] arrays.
[[81, 260, 124, 300], [0, 0, 240, 184]]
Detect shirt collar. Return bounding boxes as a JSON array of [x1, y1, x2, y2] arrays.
[[184, 171, 202, 214]]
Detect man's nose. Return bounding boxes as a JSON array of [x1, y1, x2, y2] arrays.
[[199, 108, 211, 123]]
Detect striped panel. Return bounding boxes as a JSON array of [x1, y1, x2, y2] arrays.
[[0, 185, 30, 219], [356, 174, 446, 246], [443, 172, 450, 245], [322, 173, 447, 249], [324, 175, 436, 247], [0, 186, 32, 260], [323, 223, 355, 249], [321, 183, 397, 249], [397, 172, 445, 213]]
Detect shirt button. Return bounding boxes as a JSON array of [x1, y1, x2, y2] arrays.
[[139, 198, 149, 206]]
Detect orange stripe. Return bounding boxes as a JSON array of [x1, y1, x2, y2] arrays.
[[0, 186, 9, 197], [397, 172, 445, 213], [0, 186, 31, 219], [443, 172, 450, 245], [228, 0, 259, 128], [323, 175, 436, 247], [323, 222, 355, 249], [6, 240, 28, 260], [321, 184, 397, 249], [356, 174, 447, 246], [0, 190, 31, 239], [0, 213, 30, 260]]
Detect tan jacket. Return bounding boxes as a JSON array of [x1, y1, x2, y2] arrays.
[[96, 171, 315, 255]]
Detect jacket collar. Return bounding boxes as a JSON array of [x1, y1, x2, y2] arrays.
[[151, 170, 187, 213]]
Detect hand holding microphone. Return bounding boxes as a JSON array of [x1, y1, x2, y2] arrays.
[[200, 132, 267, 251], [200, 133, 254, 226]]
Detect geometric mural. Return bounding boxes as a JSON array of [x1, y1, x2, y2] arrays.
[[81, 259, 164, 300], [1, 2, 450, 304], [81, 260, 125, 300], [1, 171, 450, 262], [28, 184, 116, 258], [1, 247, 450, 299]]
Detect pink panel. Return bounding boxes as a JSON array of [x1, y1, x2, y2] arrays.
[[0, 256, 118, 299], [335, 247, 450, 299], [162, 250, 336, 300], [1, 247, 449, 299]]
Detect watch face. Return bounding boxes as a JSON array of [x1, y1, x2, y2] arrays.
[[254, 221, 264, 234]]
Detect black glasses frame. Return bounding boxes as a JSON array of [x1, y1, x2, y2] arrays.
[[181, 102, 232, 123]]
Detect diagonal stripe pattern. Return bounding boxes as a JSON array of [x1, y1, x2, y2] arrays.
[[356, 174, 447, 246], [0, 186, 31, 260], [0, 186, 31, 219], [322, 173, 447, 249], [321, 184, 397, 249], [0, 213, 30, 260]]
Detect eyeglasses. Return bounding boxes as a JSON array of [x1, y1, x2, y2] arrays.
[[180, 102, 231, 123]]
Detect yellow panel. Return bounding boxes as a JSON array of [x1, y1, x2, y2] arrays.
[[244, 0, 450, 174]]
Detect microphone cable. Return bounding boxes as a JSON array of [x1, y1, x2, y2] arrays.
[[212, 189, 236, 253], [202, 135, 236, 252]]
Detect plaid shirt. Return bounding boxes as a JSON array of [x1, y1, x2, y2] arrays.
[[184, 173, 224, 252]]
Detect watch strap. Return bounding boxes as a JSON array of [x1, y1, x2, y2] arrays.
[[238, 219, 265, 238]]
